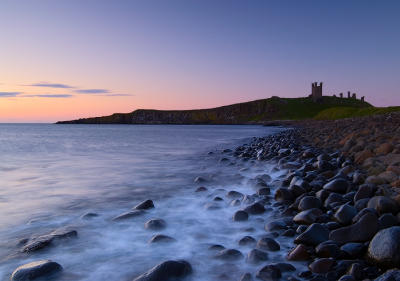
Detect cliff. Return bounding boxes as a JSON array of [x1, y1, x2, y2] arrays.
[[57, 96, 372, 124]]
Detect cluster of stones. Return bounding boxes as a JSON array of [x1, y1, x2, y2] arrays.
[[231, 127, 400, 280], [10, 199, 191, 281]]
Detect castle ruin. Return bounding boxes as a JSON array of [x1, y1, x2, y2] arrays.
[[310, 82, 365, 102]]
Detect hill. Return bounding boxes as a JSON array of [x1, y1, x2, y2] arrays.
[[56, 96, 372, 124]]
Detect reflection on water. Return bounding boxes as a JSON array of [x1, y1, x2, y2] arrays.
[[0, 124, 288, 280]]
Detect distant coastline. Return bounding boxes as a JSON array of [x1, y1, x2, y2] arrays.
[[56, 96, 372, 125]]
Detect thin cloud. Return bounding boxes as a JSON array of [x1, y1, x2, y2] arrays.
[[28, 82, 74, 89], [103, 93, 133, 96], [22, 94, 73, 98], [0, 92, 21, 97], [74, 89, 110, 94]]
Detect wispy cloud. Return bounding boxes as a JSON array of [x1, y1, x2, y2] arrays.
[[0, 92, 22, 97], [22, 94, 73, 98], [103, 93, 133, 96], [74, 89, 110, 94], [27, 82, 74, 89]]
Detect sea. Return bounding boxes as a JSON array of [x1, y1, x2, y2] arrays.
[[0, 124, 294, 281]]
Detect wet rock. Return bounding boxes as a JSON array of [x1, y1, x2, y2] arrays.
[[238, 236, 256, 246], [144, 219, 166, 230], [368, 226, 400, 268], [340, 242, 365, 258], [367, 196, 399, 215], [330, 212, 378, 244], [282, 229, 296, 237], [244, 202, 265, 215], [309, 258, 334, 274], [11, 260, 62, 281], [233, 210, 248, 222], [379, 213, 398, 229], [265, 219, 290, 231], [275, 188, 294, 202], [324, 193, 345, 208], [194, 176, 206, 183], [347, 263, 363, 280], [257, 237, 280, 251], [272, 263, 296, 272], [354, 198, 369, 211], [227, 190, 244, 199], [195, 186, 208, 192], [334, 204, 357, 225], [239, 273, 253, 281], [316, 189, 330, 202], [293, 208, 323, 225], [338, 275, 355, 281], [375, 269, 400, 281], [148, 234, 176, 244], [247, 249, 269, 263], [132, 260, 192, 281], [323, 178, 349, 194], [354, 184, 374, 202], [316, 242, 340, 258], [230, 199, 241, 206], [204, 202, 221, 210], [209, 244, 225, 251], [112, 210, 144, 221], [287, 244, 310, 261], [134, 199, 154, 210], [256, 264, 282, 281], [298, 196, 322, 211], [213, 196, 224, 201], [296, 225, 308, 234], [257, 187, 271, 196], [294, 223, 330, 246], [215, 249, 243, 261], [352, 207, 377, 223], [81, 212, 98, 219], [22, 228, 77, 253]]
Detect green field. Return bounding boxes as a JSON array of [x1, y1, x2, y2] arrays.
[[314, 106, 400, 120]]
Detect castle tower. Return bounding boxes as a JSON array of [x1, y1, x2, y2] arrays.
[[311, 82, 323, 102]]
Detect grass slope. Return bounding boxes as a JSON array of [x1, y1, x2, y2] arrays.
[[314, 106, 400, 120]]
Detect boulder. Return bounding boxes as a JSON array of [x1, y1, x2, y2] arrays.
[[144, 219, 166, 230], [257, 237, 280, 251], [330, 212, 378, 244], [257, 188, 271, 196], [316, 242, 340, 258], [132, 260, 192, 281], [11, 260, 62, 281], [368, 196, 399, 215], [195, 186, 207, 192], [238, 236, 256, 246], [274, 188, 294, 202], [294, 223, 330, 246], [293, 208, 323, 225], [215, 249, 243, 261], [334, 204, 357, 225], [298, 196, 321, 211], [354, 184, 374, 202], [233, 210, 249, 222], [148, 234, 176, 244], [134, 200, 154, 210], [368, 226, 400, 268], [247, 249, 269, 263], [227, 190, 244, 199], [309, 258, 334, 274], [256, 264, 281, 281], [340, 242, 365, 258], [375, 270, 400, 281], [112, 210, 144, 221], [239, 273, 253, 281], [323, 179, 349, 194], [379, 213, 398, 230], [244, 202, 265, 215], [287, 244, 310, 261]]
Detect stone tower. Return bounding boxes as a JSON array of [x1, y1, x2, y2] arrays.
[[311, 82, 323, 102]]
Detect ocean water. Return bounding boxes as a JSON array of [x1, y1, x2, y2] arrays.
[[0, 124, 294, 281]]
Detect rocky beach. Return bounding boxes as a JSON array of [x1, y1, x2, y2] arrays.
[[4, 113, 400, 281]]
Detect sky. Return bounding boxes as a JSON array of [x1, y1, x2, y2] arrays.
[[0, 0, 399, 122]]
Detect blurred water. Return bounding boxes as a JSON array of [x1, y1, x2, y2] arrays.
[[0, 124, 290, 281]]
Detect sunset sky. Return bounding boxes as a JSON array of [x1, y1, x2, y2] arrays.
[[1, 0, 399, 122]]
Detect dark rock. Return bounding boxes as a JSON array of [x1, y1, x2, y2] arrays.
[[257, 237, 280, 251], [244, 202, 265, 215], [296, 225, 308, 234], [134, 200, 154, 210], [293, 208, 323, 225], [347, 263, 363, 280], [287, 244, 310, 261], [194, 176, 206, 183], [247, 249, 269, 263], [325, 222, 341, 230], [213, 196, 224, 201], [352, 207, 377, 223], [148, 234, 176, 244], [309, 258, 334, 274], [132, 260, 192, 281], [368, 226, 400, 268], [265, 219, 289, 231], [375, 270, 400, 281], [316, 189, 330, 202], [239, 273, 253, 281], [209, 244, 225, 251], [323, 179, 349, 194], [256, 264, 282, 281], [215, 249, 243, 261], [354, 198, 369, 211], [330, 212, 378, 244], [316, 242, 341, 258], [282, 229, 296, 237], [379, 213, 398, 229], [195, 186, 208, 192], [22, 228, 77, 253], [238, 236, 256, 246], [354, 184, 374, 202], [227, 190, 244, 199], [334, 204, 357, 225], [340, 243, 365, 258], [298, 196, 322, 211], [144, 219, 166, 230], [271, 263, 296, 272], [338, 275, 355, 281], [230, 199, 241, 206], [233, 210, 249, 222], [275, 188, 294, 202], [257, 187, 271, 196], [11, 260, 62, 281], [324, 193, 345, 208], [294, 223, 330, 246], [81, 212, 98, 219], [367, 196, 399, 215], [204, 202, 221, 210], [113, 210, 144, 221]]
